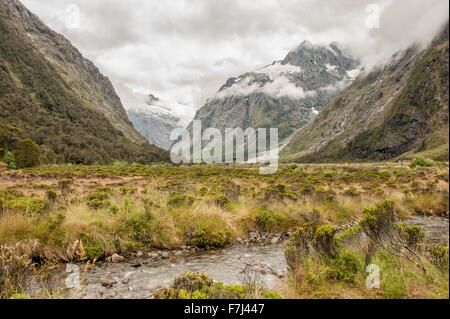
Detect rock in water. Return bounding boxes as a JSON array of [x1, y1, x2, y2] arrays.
[[271, 238, 280, 245], [111, 254, 125, 263]]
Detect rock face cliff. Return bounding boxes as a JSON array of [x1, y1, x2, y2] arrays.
[[127, 95, 180, 150], [189, 41, 360, 141], [282, 25, 449, 163], [0, 0, 169, 164]]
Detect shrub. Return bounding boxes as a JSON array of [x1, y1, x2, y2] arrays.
[[87, 192, 109, 201], [58, 179, 73, 196], [119, 214, 153, 244], [341, 186, 360, 197], [314, 188, 335, 202], [153, 272, 281, 299], [312, 225, 339, 259], [4, 198, 48, 215], [426, 244, 449, 270], [263, 184, 297, 201], [168, 195, 195, 207], [326, 250, 361, 283], [95, 186, 112, 193], [46, 212, 66, 230], [337, 225, 363, 246], [13, 139, 40, 168], [172, 272, 214, 292], [359, 200, 396, 244], [0, 246, 31, 299], [284, 223, 316, 269], [359, 200, 427, 272], [197, 187, 208, 196], [410, 156, 434, 168], [84, 246, 104, 261], [120, 187, 137, 195], [87, 199, 111, 209], [212, 194, 231, 208], [252, 208, 288, 233], [187, 228, 233, 248], [3, 151, 16, 169], [397, 223, 425, 248], [46, 189, 57, 202]]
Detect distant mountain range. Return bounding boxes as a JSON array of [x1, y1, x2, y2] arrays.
[[188, 41, 360, 141], [1, 0, 447, 166], [282, 24, 449, 163], [127, 94, 180, 150], [0, 0, 169, 164]]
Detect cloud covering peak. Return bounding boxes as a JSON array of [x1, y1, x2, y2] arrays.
[[22, 0, 449, 126]]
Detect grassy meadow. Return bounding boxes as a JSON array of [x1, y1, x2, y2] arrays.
[[0, 161, 448, 299]]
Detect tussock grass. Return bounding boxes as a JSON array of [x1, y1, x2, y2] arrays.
[[0, 163, 448, 298]]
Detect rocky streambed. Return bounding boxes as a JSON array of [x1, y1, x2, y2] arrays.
[[28, 216, 448, 299]]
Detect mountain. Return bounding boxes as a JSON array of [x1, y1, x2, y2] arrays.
[[282, 24, 449, 163], [188, 41, 360, 141], [0, 0, 169, 165], [127, 95, 180, 150]]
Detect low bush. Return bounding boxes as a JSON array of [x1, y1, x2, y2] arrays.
[[4, 198, 48, 215], [251, 208, 288, 233], [168, 195, 196, 208], [3, 151, 16, 169], [410, 156, 435, 168], [187, 228, 233, 248], [153, 272, 281, 299]]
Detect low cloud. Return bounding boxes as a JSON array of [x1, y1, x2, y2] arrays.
[[22, 0, 449, 126]]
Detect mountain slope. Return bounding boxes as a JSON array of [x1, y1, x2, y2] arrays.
[[283, 25, 449, 163], [0, 0, 169, 164], [188, 41, 359, 141], [127, 95, 180, 150]]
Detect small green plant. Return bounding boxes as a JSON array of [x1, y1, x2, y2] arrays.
[[84, 246, 104, 261], [212, 194, 231, 208], [410, 156, 434, 168], [326, 250, 361, 283], [252, 208, 288, 233], [154, 272, 281, 299], [359, 200, 426, 272], [120, 187, 137, 195], [46, 189, 57, 202], [168, 195, 195, 207], [312, 224, 339, 259], [4, 197, 48, 215], [3, 151, 16, 169], [284, 223, 316, 269], [426, 244, 449, 270], [187, 228, 233, 248], [397, 223, 425, 248], [47, 212, 66, 230], [58, 179, 73, 196]]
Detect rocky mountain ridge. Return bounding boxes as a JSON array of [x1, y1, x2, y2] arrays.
[[282, 24, 449, 162], [127, 95, 180, 150], [188, 41, 360, 141], [0, 0, 169, 164]]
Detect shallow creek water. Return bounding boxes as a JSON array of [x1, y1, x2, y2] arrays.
[[40, 216, 448, 299]]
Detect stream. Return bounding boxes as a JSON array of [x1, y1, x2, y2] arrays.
[[32, 216, 448, 299]]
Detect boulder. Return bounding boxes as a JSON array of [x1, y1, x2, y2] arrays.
[[111, 254, 125, 263]]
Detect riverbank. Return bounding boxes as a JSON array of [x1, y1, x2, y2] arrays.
[[1, 163, 449, 298]]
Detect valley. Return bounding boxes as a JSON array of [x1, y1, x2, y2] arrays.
[[0, 0, 448, 303]]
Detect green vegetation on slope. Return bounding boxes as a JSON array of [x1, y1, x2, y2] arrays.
[[283, 28, 449, 163], [0, 3, 169, 166]]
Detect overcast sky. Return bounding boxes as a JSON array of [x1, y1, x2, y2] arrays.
[[22, 0, 449, 126]]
